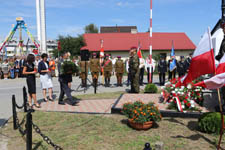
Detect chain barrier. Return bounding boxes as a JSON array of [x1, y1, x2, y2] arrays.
[[32, 122, 63, 150], [15, 102, 25, 109], [15, 113, 27, 136]]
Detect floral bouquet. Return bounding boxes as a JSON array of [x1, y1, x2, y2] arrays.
[[161, 78, 204, 112], [61, 60, 77, 74], [122, 101, 162, 124]]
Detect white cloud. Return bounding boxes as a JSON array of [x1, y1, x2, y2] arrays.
[[115, 1, 142, 8], [110, 18, 125, 24], [59, 26, 84, 36]]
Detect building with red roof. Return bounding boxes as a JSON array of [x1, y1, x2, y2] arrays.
[[82, 32, 196, 60]]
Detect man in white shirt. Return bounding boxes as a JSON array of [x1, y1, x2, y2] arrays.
[[145, 57, 155, 83], [139, 57, 145, 85]]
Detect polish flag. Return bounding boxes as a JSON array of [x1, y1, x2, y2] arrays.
[[182, 28, 216, 85], [194, 54, 225, 89], [137, 42, 142, 58], [100, 40, 104, 58]]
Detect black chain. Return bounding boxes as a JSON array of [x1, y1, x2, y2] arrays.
[[15, 102, 25, 109], [32, 122, 63, 150], [15, 112, 27, 136]]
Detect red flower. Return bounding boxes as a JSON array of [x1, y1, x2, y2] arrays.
[[187, 103, 191, 107], [183, 100, 187, 104]]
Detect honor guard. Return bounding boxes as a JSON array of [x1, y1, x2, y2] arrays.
[[79, 60, 89, 87], [89, 53, 100, 84], [158, 55, 167, 86], [115, 56, 124, 86], [216, 22, 225, 61], [177, 56, 186, 77], [129, 47, 140, 93], [103, 54, 112, 87]]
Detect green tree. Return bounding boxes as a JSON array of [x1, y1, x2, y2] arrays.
[[52, 35, 86, 58], [84, 23, 98, 33]]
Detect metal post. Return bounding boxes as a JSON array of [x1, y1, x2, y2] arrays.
[[23, 86, 27, 112], [26, 110, 33, 150], [12, 95, 17, 130], [222, 0, 225, 20]]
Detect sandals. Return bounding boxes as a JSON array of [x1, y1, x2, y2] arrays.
[[27, 103, 32, 107], [34, 103, 41, 108], [43, 98, 48, 102], [48, 98, 54, 101]]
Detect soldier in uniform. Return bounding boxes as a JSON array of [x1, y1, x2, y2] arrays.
[[158, 56, 167, 86], [177, 56, 186, 77], [115, 56, 124, 86], [89, 53, 100, 85], [216, 22, 225, 61], [129, 47, 140, 93], [79, 60, 89, 87], [103, 54, 112, 87], [184, 53, 192, 73]]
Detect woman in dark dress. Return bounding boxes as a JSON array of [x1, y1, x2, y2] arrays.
[[23, 54, 41, 108]]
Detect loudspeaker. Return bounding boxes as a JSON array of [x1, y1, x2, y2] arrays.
[[80, 50, 90, 61]]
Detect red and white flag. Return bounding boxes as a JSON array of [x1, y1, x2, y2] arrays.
[[194, 54, 225, 89], [182, 28, 216, 85], [100, 40, 104, 58], [137, 42, 142, 58]]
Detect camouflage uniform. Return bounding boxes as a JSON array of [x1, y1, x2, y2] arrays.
[[115, 59, 124, 86], [89, 58, 100, 82], [129, 53, 140, 93], [79, 61, 89, 87], [103, 59, 112, 86]]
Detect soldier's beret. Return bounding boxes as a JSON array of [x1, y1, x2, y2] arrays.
[[117, 56, 121, 58], [93, 53, 96, 56], [180, 56, 184, 59], [106, 54, 110, 57]]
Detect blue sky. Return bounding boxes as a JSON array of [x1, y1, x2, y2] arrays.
[[0, 0, 222, 45]]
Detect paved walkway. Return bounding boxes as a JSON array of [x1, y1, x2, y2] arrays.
[[35, 99, 116, 114]]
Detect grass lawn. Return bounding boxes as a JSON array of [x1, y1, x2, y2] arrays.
[[1, 111, 224, 150]]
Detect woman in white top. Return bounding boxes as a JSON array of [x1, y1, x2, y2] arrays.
[[38, 53, 53, 101]]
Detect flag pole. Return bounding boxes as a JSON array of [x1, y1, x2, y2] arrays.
[[100, 39, 104, 85], [149, 0, 153, 83]]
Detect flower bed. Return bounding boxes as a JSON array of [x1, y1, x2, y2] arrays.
[[122, 101, 162, 124], [161, 78, 204, 112]]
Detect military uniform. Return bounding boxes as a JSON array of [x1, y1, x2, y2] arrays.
[[158, 58, 167, 86], [79, 61, 89, 87], [177, 60, 186, 77], [89, 58, 100, 82], [115, 57, 124, 86], [129, 53, 140, 93], [103, 58, 112, 87]]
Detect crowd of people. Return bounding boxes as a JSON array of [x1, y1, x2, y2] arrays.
[[0, 47, 192, 107]]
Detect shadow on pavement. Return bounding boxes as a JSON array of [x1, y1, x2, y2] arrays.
[[0, 119, 7, 127]]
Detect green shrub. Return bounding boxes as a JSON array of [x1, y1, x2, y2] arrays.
[[198, 112, 225, 134], [144, 84, 158, 93]]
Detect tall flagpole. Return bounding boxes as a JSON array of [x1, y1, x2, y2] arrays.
[[100, 39, 104, 85], [149, 0, 153, 83]]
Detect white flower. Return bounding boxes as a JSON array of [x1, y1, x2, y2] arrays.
[[173, 84, 175, 87], [175, 88, 178, 92], [161, 92, 163, 96], [187, 84, 192, 89], [165, 82, 171, 86], [172, 91, 175, 94], [161, 86, 165, 90], [177, 92, 181, 95], [181, 86, 185, 89], [182, 105, 185, 109]]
